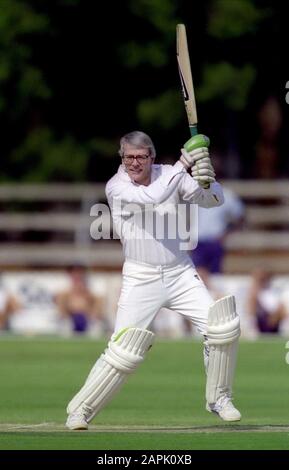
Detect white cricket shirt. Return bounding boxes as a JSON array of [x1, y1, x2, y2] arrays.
[[106, 161, 224, 266]]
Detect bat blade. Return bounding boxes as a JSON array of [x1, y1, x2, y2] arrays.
[[176, 24, 198, 136]]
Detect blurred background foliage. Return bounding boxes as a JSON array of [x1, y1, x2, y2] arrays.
[[0, 0, 287, 182]]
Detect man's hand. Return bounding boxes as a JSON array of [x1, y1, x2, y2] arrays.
[[191, 156, 216, 189], [178, 134, 215, 188], [180, 146, 209, 169], [179, 134, 210, 169]]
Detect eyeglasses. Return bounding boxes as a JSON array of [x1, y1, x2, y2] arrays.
[[122, 154, 150, 165]]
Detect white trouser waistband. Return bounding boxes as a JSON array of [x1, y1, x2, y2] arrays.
[[124, 256, 194, 273]]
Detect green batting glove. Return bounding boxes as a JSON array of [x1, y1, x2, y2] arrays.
[[184, 134, 210, 153]]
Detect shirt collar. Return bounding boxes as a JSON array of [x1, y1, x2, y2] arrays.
[[117, 164, 161, 185]]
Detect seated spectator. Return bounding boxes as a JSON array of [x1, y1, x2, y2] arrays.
[[247, 268, 287, 334], [0, 278, 21, 331], [192, 187, 244, 273], [55, 266, 104, 334]]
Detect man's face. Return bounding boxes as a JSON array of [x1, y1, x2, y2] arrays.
[[122, 143, 154, 185]]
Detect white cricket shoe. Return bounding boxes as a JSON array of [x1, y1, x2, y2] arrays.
[[66, 409, 90, 430], [206, 396, 241, 422]]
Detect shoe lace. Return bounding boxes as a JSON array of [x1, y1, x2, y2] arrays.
[[71, 405, 92, 422], [214, 394, 232, 412], [81, 404, 93, 421]]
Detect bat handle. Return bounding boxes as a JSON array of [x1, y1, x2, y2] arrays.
[[189, 125, 198, 137]]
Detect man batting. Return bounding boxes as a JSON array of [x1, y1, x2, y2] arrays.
[[66, 130, 241, 430]]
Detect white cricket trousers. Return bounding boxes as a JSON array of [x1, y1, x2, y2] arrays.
[[114, 258, 214, 336]]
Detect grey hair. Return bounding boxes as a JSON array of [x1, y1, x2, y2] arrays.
[[118, 131, 156, 159]]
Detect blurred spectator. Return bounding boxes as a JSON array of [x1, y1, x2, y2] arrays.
[[247, 268, 287, 334], [55, 266, 105, 335], [0, 278, 20, 331], [192, 187, 244, 273], [255, 96, 282, 178]]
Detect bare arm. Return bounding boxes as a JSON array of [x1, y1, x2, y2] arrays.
[[247, 284, 259, 317], [89, 295, 104, 321], [6, 295, 21, 314], [0, 294, 21, 329]]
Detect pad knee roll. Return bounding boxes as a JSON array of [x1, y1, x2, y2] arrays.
[[207, 295, 240, 345], [104, 327, 154, 373]]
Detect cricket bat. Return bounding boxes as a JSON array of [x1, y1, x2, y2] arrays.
[[176, 24, 209, 150]]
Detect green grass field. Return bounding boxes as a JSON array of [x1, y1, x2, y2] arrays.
[[0, 335, 289, 450]]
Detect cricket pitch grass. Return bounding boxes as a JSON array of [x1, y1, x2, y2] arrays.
[[0, 335, 289, 450]]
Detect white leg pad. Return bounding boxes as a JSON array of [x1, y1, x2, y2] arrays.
[[206, 295, 240, 405], [67, 327, 154, 421]]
